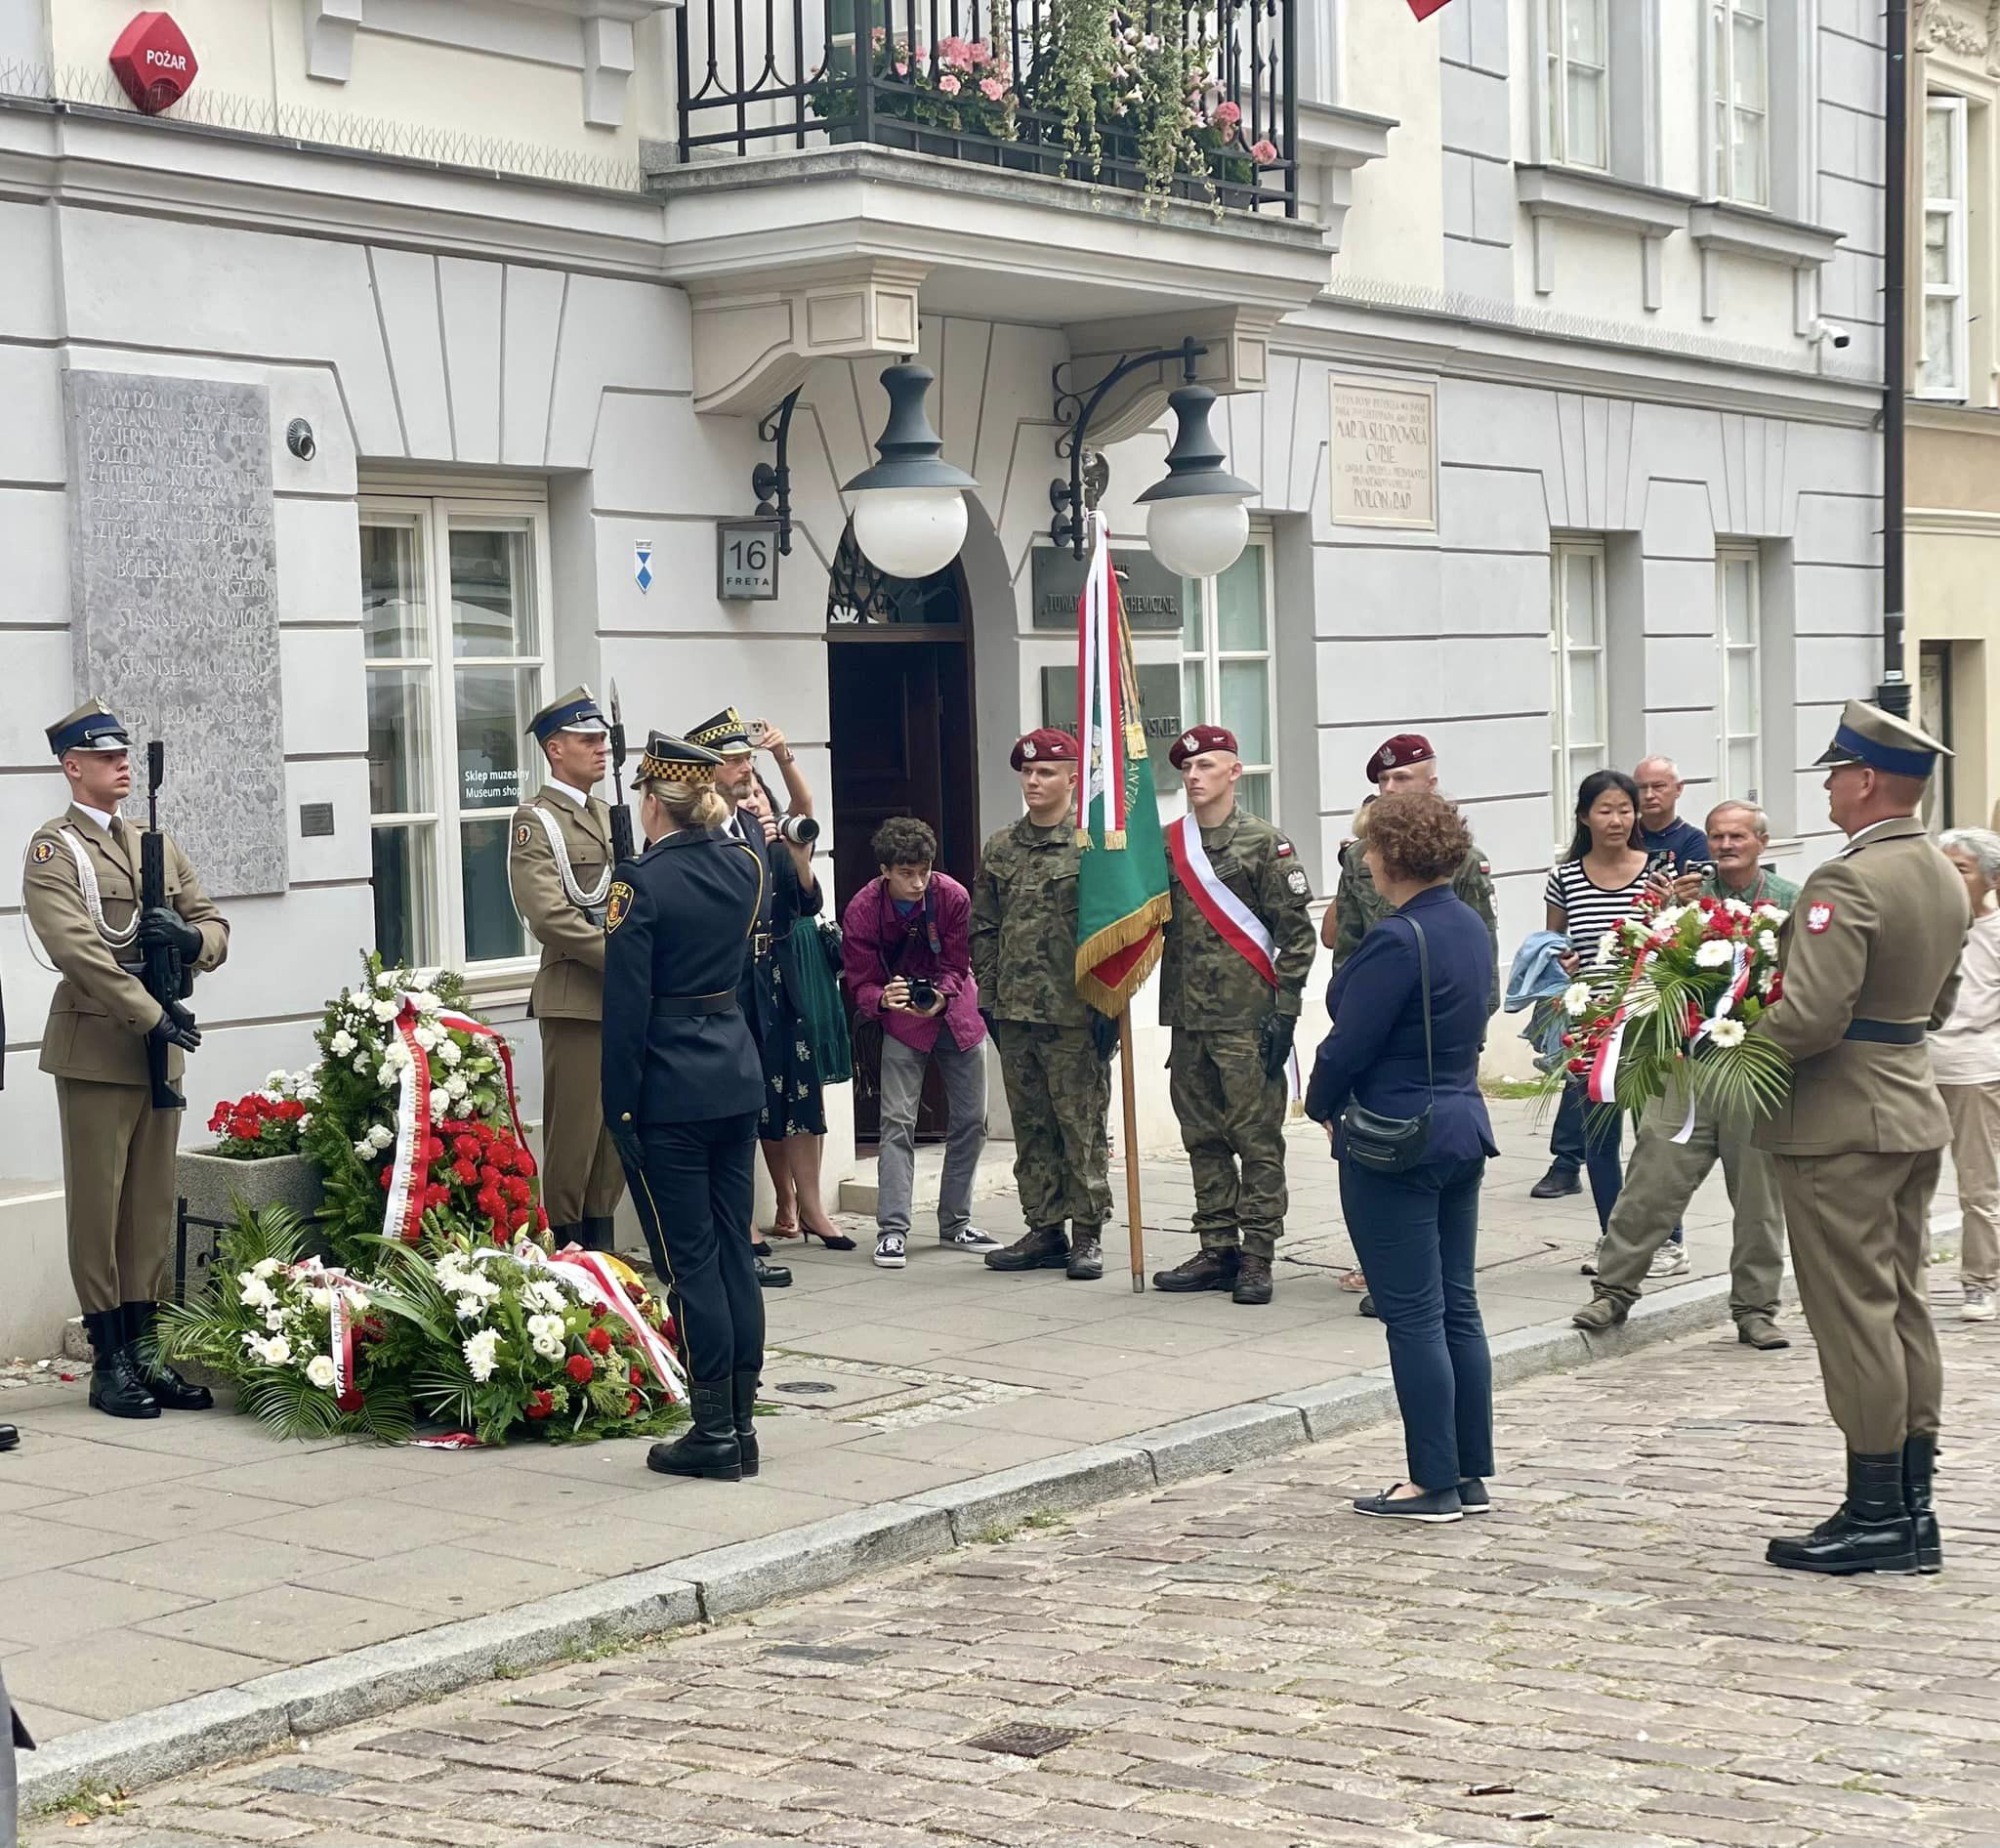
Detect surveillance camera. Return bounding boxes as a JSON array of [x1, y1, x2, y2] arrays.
[[1810, 318, 1853, 351], [286, 417, 316, 461]]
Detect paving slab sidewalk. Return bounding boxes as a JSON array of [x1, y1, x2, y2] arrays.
[[0, 1098, 1951, 1806]]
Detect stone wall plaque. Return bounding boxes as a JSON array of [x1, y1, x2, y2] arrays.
[[65, 370, 286, 897], [1329, 374, 1438, 530], [1030, 544, 1187, 632]]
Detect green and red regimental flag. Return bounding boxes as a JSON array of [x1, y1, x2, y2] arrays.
[[1073, 513, 1171, 1016]]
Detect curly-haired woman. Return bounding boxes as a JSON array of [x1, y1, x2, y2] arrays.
[[1306, 790, 1498, 1523]]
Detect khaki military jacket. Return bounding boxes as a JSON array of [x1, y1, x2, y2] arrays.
[[508, 786, 613, 1023], [971, 816, 1090, 1027], [1333, 837, 1500, 1013], [24, 806, 229, 1085], [1160, 807, 1316, 1030], [1753, 816, 1968, 1156]]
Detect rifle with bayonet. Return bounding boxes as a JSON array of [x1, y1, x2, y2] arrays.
[[137, 740, 201, 1111], [607, 681, 636, 865]]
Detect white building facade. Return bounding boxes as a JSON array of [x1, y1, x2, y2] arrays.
[[0, 0, 1887, 1348]]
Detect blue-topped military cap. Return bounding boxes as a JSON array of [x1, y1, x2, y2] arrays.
[[47, 698, 131, 757], [526, 686, 608, 745], [1813, 697, 1952, 780], [637, 731, 723, 786], [687, 707, 754, 756]]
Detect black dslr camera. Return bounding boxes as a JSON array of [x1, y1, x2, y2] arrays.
[[906, 977, 938, 1013]]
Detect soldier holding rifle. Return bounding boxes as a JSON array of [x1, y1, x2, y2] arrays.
[[23, 701, 228, 1420]]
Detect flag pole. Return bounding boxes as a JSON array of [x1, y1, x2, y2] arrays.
[[1118, 1006, 1145, 1291]]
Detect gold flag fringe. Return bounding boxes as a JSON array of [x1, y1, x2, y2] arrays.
[[1074, 891, 1172, 1016]]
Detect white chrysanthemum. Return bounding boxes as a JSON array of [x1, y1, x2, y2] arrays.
[[1562, 982, 1593, 1018], [1648, 906, 1686, 941], [412, 1025, 439, 1052], [414, 990, 442, 1014], [306, 1355, 338, 1390], [455, 1293, 484, 1322], [464, 1328, 500, 1382], [329, 1029, 356, 1057], [429, 1089, 449, 1122], [354, 1053, 371, 1074], [1695, 940, 1733, 968], [353, 1137, 376, 1159], [525, 1281, 565, 1313], [373, 997, 399, 1023], [1757, 930, 1778, 958], [1706, 1017, 1747, 1049], [438, 1039, 463, 1068], [446, 1074, 468, 1101]]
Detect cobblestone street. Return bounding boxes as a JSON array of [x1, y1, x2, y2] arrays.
[[28, 1302, 2000, 1848]]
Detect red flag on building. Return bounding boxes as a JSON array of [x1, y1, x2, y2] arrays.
[[1406, 0, 1455, 18]]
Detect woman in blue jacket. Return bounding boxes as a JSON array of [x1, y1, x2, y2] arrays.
[[1307, 791, 1498, 1523]]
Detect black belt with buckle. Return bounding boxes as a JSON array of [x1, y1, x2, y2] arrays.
[[752, 931, 774, 959], [651, 990, 737, 1019], [1844, 1019, 1926, 1046]]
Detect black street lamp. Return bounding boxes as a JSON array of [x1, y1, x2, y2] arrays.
[[842, 361, 979, 580]]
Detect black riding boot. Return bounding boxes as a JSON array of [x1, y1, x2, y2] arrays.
[[85, 1309, 157, 1420], [733, 1369, 761, 1478], [1766, 1451, 1918, 1575], [647, 1377, 742, 1481], [1904, 1432, 1942, 1574], [122, 1303, 212, 1411]]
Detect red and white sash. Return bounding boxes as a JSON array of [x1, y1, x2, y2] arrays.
[[1166, 815, 1276, 987]]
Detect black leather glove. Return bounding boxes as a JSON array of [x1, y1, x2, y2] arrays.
[[1258, 1013, 1296, 1080], [149, 1005, 201, 1054], [1090, 1011, 1120, 1065], [138, 905, 201, 959]]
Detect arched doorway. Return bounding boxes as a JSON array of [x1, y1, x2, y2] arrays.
[[825, 521, 979, 1142]]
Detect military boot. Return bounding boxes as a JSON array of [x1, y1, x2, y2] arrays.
[[1153, 1246, 1238, 1292], [984, 1225, 1069, 1272], [1571, 1295, 1628, 1333], [84, 1309, 157, 1420], [1904, 1432, 1942, 1574], [733, 1369, 762, 1479], [1232, 1253, 1274, 1306], [0, 1423, 19, 1451], [1766, 1452, 1919, 1576], [586, 1217, 621, 1254], [550, 1222, 585, 1251], [647, 1378, 742, 1481], [122, 1303, 212, 1411], [1065, 1228, 1104, 1281]]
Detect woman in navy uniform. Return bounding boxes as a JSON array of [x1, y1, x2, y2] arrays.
[[602, 733, 770, 1483]]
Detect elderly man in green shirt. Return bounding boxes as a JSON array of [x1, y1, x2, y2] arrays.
[[1573, 799, 1801, 1349]]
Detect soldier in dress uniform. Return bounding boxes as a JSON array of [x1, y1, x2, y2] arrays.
[[1151, 725, 1316, 1306], [1754, 700, 1969, 1577], [974, 728, 1114, 1281], [602, 733, 769, 1484], [508, 688, 624, 1255], [23, 701, 229, 1420]]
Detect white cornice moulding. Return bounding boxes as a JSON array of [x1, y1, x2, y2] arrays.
[[1293, 101, 1396, 254], [1688, 201, 1844, 327], [1515, 164, 1692, 313]]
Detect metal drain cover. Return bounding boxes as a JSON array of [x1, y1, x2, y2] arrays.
[[964, 1723, 1085, 1758], [773, 1380, 838, 1395]]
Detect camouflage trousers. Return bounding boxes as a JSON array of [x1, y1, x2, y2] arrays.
[[993, 1021, 1111, 1230], [1169, 1029, 1287, 1259]]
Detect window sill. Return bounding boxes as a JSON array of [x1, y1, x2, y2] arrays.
[[1687, 201, 1842, 325], [1515, 165, 1694, 311], [457, 970, 536, 1020]]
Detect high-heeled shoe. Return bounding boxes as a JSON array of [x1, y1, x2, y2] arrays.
[[799, 1222, 857, 1252]]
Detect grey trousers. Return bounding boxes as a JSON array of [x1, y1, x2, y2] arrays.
[[877, 1029, 987, 1239], [1592, 1090, 1786, 1325]]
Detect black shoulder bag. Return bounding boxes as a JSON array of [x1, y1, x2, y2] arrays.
[[1339, 916, 1435, 1174]]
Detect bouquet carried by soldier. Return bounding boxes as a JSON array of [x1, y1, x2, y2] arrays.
[[1556, 888, 1793, 1124]]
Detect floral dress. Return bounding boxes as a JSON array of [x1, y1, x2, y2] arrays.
[[758, 846, 826, 1141]]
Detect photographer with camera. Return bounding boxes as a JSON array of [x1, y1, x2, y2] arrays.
[[841, 818, 995, 1269]]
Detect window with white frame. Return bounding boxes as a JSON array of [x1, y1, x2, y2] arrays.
[[1922, 95, 1969, 401], [1709, 0, 1769, 206], [360, 495, 551, 973], [1544, 0, 1608, 170], [1180, 533, 1275, 819], [1717, 549, 1761, 803], [1550, 542, 1608, 844]]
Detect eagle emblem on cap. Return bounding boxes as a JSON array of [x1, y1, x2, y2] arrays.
[[1022, 739, 1037, 759], [1181, 733, 1197, 753]]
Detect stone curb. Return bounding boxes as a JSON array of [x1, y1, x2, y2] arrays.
[[19, 1267, 1749, 1812]]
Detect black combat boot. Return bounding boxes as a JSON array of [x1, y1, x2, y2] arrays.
[[647, 1378, 742, 1481], [733, 1369, 762, 1478], [1065, 1227, 1104, 1281], [1904, 1432, 1941, 1574], [1152, 1246, 1239, 1292], [984, 1225, 1069, 1272], [581, 1218, 619, 1254], [84, 1309, 157, 1420], [122, 1303, 212, 1411], [1766, 1452, 1918, 1576], [1232, 1253, 1274, 1306], [549, 1223, 585, 1251]]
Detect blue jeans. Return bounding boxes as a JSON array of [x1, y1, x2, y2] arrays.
[[1339, 1155, 1494, 1491], [1552, 1081, 1681, 1243]]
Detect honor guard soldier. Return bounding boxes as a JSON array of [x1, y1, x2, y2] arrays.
[[23, 701, 229, 1419], [509, 688, 625, 1255], [1152, 725, 1316, 1305], [602, 733, 770, 1484], [1754, 700, 1968, 1577], [974, 729, 1114, 1281]]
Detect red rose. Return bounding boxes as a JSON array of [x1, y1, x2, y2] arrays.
[[565, 1354, 595, 1384], [626, 1392, 642, 1415], [585, 1326, 613, 1355], [525, 1389, 554, 1420]]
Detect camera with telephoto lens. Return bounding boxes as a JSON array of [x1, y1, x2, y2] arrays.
[[906, 977, 938, 1013], [777, 814, 819, 846]]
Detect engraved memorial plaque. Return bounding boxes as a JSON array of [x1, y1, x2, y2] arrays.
[[65, 370, 287, 896], [1329, 374, 1438, 530]]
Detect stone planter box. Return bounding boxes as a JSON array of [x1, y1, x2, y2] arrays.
[[174, 1148, 327, 1302]]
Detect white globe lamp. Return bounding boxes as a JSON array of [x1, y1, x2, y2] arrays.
[[842, 361, 978, 581], [1136, 384, 1257, 581]]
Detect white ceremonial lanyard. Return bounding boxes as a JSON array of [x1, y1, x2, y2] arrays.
[[521, 805, 612, 909]]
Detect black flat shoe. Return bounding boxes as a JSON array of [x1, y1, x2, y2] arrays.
[[1457, 1477, 1491, 1513], [1353, 1482, 1463, 1523]]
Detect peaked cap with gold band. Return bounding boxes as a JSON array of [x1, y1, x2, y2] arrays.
[[1812, 698, 1952, 779], [637, 732, 723, 785], [525, 686, 608, 744], [47, 698, 132, 756], [687, 707, 755, 757]]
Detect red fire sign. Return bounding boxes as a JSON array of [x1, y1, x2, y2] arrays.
[[109, 12, 198, 115]]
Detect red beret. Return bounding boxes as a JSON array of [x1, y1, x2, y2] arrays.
[[1169, 725, 1238, 770], [1011, 728, 1078, 770], [1365, 732, 1435, 784]]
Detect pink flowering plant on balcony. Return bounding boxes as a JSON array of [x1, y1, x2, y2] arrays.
[[808, 25, 1020, 142]]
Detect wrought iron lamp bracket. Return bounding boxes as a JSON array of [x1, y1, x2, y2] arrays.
[[751, 385, 803, 557], [1049, 337, 1207, 558]]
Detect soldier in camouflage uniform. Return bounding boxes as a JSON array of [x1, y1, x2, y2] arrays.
[[973, 729, 1114, 1282], [1152, 725, 1317, 1306], [1327, 733, 1499, 1013]]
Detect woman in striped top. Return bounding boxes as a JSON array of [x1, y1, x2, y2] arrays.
[[1543, 770, 1659, 1234]]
